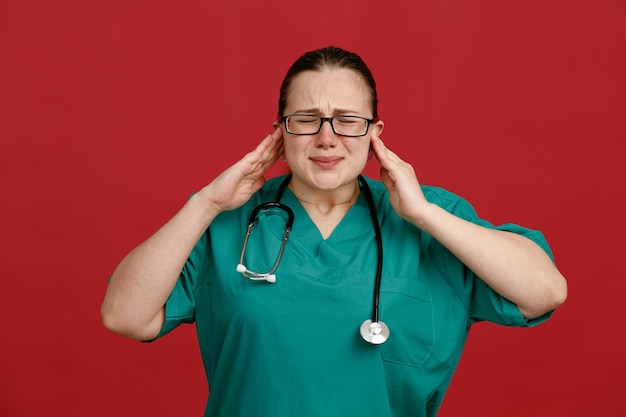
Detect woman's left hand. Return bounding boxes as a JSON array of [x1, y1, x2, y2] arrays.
[[371, 134, 567, 319], [370, 135, 429, 225]]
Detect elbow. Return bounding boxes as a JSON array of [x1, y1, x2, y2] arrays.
[[553, 276, 568, 308], [101, 303, 130, 337], [540, 283, 568, 317], [521, 272, 568, 319], [547, 268, 568, 311], [101, 303, 161, 341]]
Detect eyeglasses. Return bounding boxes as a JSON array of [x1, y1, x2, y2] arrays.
[[281, 114, 374, 137]]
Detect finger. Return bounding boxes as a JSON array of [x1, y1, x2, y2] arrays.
[[267, 129, 284, 160], [246, 130, 282, 165], [266, 128, 284, 157], [371, 137, 395, 168], [262, 130, 283, 162], [255, 131, 284, 173], [375, 137, 408, 168]]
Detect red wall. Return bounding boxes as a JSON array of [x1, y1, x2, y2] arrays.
[[1, 0, 624, 415]]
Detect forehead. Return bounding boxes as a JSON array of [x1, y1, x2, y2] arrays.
[[284, 68, 372, 114]]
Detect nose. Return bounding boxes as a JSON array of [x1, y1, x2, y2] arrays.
[[316, 119, 338, 148]]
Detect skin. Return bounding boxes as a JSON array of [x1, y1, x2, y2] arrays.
[[280, 69, 382, 195], [102, 67, 567, 341], [277, 68, 383, 237]]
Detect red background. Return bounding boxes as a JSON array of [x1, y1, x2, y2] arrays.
[[1, 0, 625, 415]]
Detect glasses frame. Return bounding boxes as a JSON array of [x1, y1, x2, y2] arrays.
[[281, 114, 375, 137]]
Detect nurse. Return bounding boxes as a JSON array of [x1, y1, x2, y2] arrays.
[[102, 46, 567, 416]]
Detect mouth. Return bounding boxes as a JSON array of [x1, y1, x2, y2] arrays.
[[310, 156, 343, 169]]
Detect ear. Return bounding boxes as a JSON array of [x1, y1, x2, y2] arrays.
[[372, 119, 384, 137], [272, 119, 281, 130]]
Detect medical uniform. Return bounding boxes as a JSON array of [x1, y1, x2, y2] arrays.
[[156, 175, 553, 417]]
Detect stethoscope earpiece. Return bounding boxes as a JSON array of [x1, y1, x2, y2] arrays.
[[236, 263, 277, 283]]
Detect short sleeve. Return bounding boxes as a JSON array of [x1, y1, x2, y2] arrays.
[[425, 187, 556, 328], [153, 231, 209, 339], [467, 222, 554, 327]]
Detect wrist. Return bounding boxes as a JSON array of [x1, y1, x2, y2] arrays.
[[189, 189, 223, 223], [406, 202, 443, 233]]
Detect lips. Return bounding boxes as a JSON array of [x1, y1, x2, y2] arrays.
[[310, 156, 343, 169]]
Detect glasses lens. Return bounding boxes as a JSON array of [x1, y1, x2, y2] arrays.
[[285, 115, 370, 136], [332, 116, 368, 136], [286, 115, 321, 135]]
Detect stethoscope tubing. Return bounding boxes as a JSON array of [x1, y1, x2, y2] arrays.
[[238, 202, 294, 282], [237, 174, 389, 344], [357, 176, 383, 324]]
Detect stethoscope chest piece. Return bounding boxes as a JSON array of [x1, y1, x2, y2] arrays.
[[360, 319, 390, 345], [239, 175, 391, 345]]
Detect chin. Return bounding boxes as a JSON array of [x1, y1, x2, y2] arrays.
[[308, 172, 358, 191]]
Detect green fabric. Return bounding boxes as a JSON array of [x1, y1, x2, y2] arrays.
[[157, 175, 553, 417]]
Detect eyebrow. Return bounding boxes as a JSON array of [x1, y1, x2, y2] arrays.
[[292, 108, 363, 116]]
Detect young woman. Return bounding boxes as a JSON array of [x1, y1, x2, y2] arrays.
[[102, 46, 567, 417]]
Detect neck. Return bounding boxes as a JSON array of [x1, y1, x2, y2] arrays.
[[289, 179, 360, 215]]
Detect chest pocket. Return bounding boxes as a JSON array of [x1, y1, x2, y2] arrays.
[[379, 278, 435, 367]]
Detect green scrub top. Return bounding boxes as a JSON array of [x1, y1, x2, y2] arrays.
[[156, 175, 553, 417]]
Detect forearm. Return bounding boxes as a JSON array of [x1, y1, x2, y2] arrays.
[[101, 192, 220, 340], [101, 130, 283, 340], [411, 203, 567, 319]]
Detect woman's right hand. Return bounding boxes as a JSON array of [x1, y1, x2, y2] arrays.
[[102, 127, 284, 340], [198, 127, 284, 214]]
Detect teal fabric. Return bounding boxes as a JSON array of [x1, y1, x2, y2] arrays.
[[157, 175, 553, 417]]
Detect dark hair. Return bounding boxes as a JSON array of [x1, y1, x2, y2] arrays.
[[278, 46, 379, 119]]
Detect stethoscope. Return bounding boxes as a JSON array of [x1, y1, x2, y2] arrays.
[[236, 174, 390, 345]]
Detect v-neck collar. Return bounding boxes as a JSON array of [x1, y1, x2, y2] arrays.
[[280, 186, 372, 244]]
